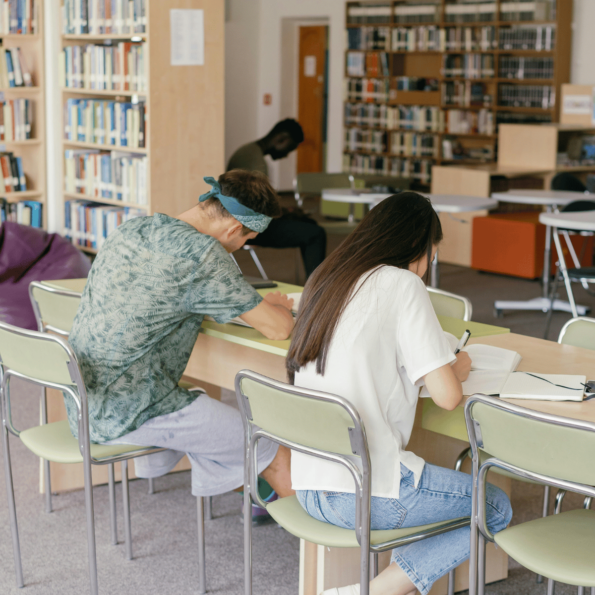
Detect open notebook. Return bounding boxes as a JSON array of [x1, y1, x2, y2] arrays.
[[205, 292, 302, 328], [421, 333, 586, 401]]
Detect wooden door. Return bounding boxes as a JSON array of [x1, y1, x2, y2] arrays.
[[297, 26, 328, 174]]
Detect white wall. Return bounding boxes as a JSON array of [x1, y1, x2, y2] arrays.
[[224, 0, 261, 168], [571, 0, 595, 84]]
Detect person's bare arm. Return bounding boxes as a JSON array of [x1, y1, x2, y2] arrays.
[[240, 292, 294, 340], [423, 352, 471, 411]]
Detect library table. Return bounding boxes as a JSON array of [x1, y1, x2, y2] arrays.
[[491, 190, 595, 317], [43, 277, 509, 595], [321, 189, 496, 287]]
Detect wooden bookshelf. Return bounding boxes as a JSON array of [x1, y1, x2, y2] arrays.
[[59, 0, 225, 253], [343, 0, 572, 185], [0, 1, 46, 227]]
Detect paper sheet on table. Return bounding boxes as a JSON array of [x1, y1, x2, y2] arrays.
[[500, 372, 586, 401]]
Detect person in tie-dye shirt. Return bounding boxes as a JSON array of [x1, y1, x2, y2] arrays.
[[69, 170, 294, 499]]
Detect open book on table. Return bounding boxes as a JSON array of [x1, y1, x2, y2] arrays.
[[421, 333, 586, 402], [205, 292, 302, 329]]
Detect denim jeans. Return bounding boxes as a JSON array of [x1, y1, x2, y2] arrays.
[[296, 463, 512, 595]]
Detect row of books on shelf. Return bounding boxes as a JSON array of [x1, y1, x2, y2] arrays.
[[0, 151, 26, 191], [343, 153, 432, 184], [499, 56, 554, 80], [61, 42, 147, 92], [0, 0, 37, 35], [499, 84, 554, 108], [443, 54, 495, 79], [346, 2, 554, 25], [0, 199, 41, 226], [390, 132, 439, 157], [346, 51, 389, 77], [0, 47, 32, 88], [443, 81, 491, 107], [65, 98, 146, 148], [395, 77, 438, 91], [62, 0, 146, 35], [65, 149, 147, 205], [500, 25, 555, 50], [347, 24, 555, 52], [64, 200, 144, 250], [391, 26, 496, 52], [344, 78, 392, 103], [445, 108, 495, 135], [344, 103, 445, 131], [0, 98, 32, 140], [344, 128, 387, 154]]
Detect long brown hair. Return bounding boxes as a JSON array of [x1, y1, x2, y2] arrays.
[[286, 192, 443, 382]]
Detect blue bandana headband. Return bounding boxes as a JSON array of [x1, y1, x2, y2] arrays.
[[199, 176, 272, 233]]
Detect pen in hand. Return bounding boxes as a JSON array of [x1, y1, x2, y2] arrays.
[[454, 330, 471, 354]]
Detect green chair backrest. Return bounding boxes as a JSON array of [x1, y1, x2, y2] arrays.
[[238, 373, 361, 457], [0, 322, 76, 386], [427, 288, 472, 321], [558, 317, 595, 351], [468, 397, 595, 486], [29, 282, 82, 335], [295, 172, 353, 196]]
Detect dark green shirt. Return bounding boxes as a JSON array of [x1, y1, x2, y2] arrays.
[[227, 142, 268, 176], [68, 214, 262, 442]]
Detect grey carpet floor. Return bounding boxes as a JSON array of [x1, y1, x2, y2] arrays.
[[2, 231, 594, 594]]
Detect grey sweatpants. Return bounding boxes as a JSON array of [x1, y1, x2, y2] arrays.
[[105, 394, 278, 497]]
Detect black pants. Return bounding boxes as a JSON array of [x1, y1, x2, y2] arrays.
[[248, 217, 327, 278]]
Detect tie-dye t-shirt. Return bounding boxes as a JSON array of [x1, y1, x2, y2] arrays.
[[68, 213, 262, 443]]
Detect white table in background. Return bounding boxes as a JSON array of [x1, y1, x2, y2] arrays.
[[539, 210, 595, 318], [321, 189, 496, 287], [491, 190, 594, 317]]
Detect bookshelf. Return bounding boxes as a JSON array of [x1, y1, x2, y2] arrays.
[[0, 0, 46, 228], [59, 0, 225, 254], [343, 0, 572, 187]]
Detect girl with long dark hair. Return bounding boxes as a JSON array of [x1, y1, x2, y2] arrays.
[[287, 193, 512, 595]]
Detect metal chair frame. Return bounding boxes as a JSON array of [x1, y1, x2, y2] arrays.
[[235, 370, 470, 595], [427, 287, 473, 322], [465, 394, 595, 595], [0, 321, 171, 594]]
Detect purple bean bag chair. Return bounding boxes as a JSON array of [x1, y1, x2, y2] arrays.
[[0, 222, 91, 330]]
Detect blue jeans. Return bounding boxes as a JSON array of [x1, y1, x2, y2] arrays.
[[296, 463, 512, 595]]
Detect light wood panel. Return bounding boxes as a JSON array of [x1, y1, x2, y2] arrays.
[[498, 124, 558, 170]]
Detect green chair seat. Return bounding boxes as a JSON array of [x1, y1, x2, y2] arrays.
[[494, 509, 595, 586], [179, 380, 197, 391], [20, 420, 152, 464], [267, 495, 467, 548]]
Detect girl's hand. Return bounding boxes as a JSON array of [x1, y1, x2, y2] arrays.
[[264, 291, 294, 311], [452, 352, 471, 382]]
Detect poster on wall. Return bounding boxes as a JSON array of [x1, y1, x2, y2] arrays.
[[170, 9, 205, 66]]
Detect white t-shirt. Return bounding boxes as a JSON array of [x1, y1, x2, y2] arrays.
[[291, 266, 455, 499]]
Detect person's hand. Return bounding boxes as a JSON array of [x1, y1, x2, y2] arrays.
[[451, 352, 471, 382], [264, 291, 294, 311]]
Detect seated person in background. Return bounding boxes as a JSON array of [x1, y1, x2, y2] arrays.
[[68, 170, 295, 503], [286, 193, 513, 595], [227, 119, 327, 278]]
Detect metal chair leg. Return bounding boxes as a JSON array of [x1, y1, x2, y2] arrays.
[[247, 247, 268, 280], [578, 588, 585, 595], [108, 463, 118, 545], [370, 552, 378, 579], [197, 497, 207, 595], [536, 485, 551, 583], [584, 497, 592, 510], [547, 490, 567, 594], [121, 460, 133, 561], [448, 446, 472, 594], [148, 478, 155, 495], [544, 270, 560, 340], [2, 424, 24, 588], [82, 452, 98, 595], [244, 487, 252, 595], [553, 229, 579, 318], [478, 533, 486, 595], [41, 387, 52, 514], [205, 495, 212, 521]]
